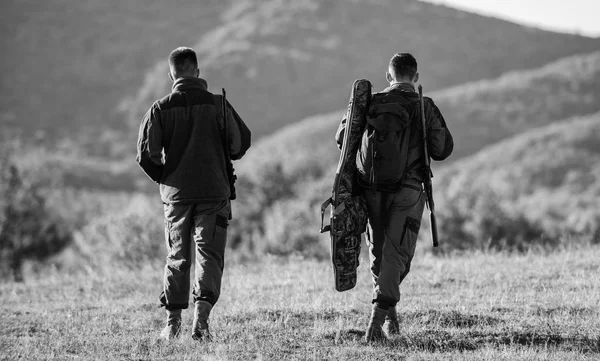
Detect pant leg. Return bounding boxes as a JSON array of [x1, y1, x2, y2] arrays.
[[160, 203, 194, 310], [373, 188, 425, 307], [192, 203, 229, 306], [364, 189, 390, 287]]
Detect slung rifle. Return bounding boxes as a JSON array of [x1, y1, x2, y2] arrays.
[[222, 88, 237, 201], [418, 84, 439, 247]]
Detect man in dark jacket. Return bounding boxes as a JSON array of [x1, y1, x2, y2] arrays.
[[136, 47, 251, 341], [336, 53, 453, 342]]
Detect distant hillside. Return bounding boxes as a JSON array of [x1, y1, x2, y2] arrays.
[[0, 0, 228, 143], [434, 113, 600, 248], [125, 0, 600, 138], [434, 51, 600, 159]]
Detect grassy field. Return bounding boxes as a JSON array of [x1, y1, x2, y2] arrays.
[[1, 245, 599, 360]]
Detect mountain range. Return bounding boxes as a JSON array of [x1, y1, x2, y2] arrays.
[[123, 0, 600, 139], [3, 0, 598, 146]]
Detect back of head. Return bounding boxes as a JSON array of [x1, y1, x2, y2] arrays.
[[389, 53, 418, 81], [168, 47, 198, 78]]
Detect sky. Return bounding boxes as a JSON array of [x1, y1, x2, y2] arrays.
[[421, 0, 600, 37]]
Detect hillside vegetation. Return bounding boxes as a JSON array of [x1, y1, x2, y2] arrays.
[[124, 0, 600, 138], [435, 51, 600, 159], [435, 113, 600, 250]]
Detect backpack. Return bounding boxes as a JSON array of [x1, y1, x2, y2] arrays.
[[356, 92, 420, 191]]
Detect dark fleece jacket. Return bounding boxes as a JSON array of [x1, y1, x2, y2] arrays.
[[136, 77, 251, 204]]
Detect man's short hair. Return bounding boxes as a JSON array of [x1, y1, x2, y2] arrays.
[[168, 47, 198, 76], [389, 53, 418, 79]]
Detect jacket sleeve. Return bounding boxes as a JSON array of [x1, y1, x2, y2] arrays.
[[425, 98, 454, 161], [226, 100, 251, 160], [136, 103, 164, 183]]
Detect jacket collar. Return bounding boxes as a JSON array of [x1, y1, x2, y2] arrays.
[[172, 77, 208, 93], [383, 82, 416, 93]]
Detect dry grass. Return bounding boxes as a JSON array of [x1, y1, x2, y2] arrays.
[[1, 245, 599, 360]]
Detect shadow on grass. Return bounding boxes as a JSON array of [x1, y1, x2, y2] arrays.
[[532, 306, 595, 317], [222, 308, 362, 324], [393, 329, 600, 354], [321, 310, 598, 354], [322, 329, 600, 354], [221, 308, 599, 354], [325, 329, 365, 345], [405, 310, 502, 328]]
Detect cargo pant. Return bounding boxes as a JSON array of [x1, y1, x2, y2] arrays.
[[364, 184, 426, 308], [159, 201, 229, 310]]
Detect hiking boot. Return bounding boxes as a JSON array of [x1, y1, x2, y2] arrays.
[[191, 300, 212, 342], [383, 307, 400, 335], [365, 305, 388, 343], [159, 309, 182, 340]]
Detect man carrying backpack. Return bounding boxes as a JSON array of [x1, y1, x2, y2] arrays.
[[136, 47, 251, 341], [336, 53, 453, 342]]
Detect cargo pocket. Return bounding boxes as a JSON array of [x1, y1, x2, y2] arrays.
[[164, 219, 173, 252], [213, 215, 228, 251], [163, 203, 174, 252], [215, 214, 229, 229], [398, 216, 421, 283], [400, 216, 421, 256]]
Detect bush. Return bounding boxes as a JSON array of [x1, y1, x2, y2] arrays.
[[72, 195, 164, 272], [437, 189, 557, 252], [0, 150, 72, 281], [260, 198, 327, 259], [229, 161, 332, 259]]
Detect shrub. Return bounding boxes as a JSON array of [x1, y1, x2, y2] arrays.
[[260, 198, 327, 259], [72, 195, 164, 273], [437, 189, 556, 252], [229, 161, 332, 259], [0, 150, 72, 281]]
